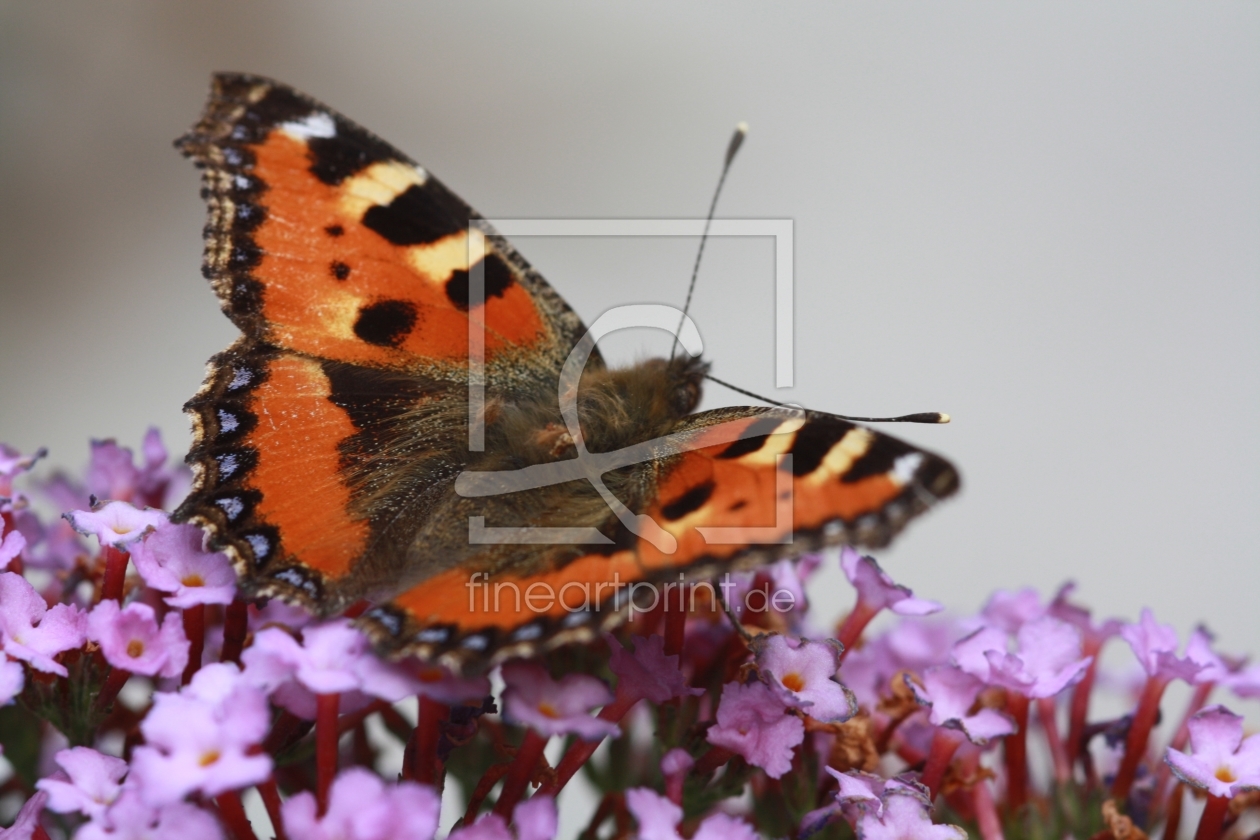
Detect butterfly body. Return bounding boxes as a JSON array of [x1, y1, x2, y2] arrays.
[[175, 74, 959, 671]]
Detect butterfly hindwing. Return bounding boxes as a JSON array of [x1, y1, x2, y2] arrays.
[[360, 407, 959, 670]]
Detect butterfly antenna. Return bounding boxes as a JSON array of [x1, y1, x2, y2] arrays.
[[705, 372, 950, 424], [670, 122, 749, 362]]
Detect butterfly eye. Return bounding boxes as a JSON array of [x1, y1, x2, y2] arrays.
[[673, 380, 701, 415]]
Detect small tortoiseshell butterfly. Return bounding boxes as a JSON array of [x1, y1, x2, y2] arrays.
[[174, 74, 960, 671]]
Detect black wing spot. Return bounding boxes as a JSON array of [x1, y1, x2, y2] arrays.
[[362, 184, 466, 246], [660, 481, 715, 521], [324, 224, 344, 237], [444, 255, 515, 311], [306, 132, 395, 186], [353, 300, 418, 348], [330, 261, 351, 281], [786, 421, 853, 477], [715, 415, 784, 460]]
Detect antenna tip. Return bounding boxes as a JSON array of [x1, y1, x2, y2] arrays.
[[724, 123, 749, 167], [937, 413, 951, 424]]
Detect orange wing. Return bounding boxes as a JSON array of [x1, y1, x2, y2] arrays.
[[359, 408, 959, 670], [177, 73, 589, 374]]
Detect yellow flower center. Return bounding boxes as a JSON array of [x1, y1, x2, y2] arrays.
[[181, 574, 205, 587], [199, 750, 221, 767], [537, 702, 561, 719], [126, 640, 144, 658], [781, 672, 805, 693], [1215, 766, 1237, 783]]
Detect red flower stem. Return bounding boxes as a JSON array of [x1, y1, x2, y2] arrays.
[[182, 604, 205, 685], [663, 600, 687, 657], [220, 598, 249, 665], [256, 777, 287, 840], [836, 600, 879, 660], [1161, 783, 1183, 840], [315, 692, 340, 816], [693, 745, 737, 776], [32, 827, 51, 840], [215, 790, 259, 840], [101, 547, 129, 602], [1036, 696, 1071, 784], [921, 727, 964, 799], [94, 667, 131, 712], [537, 692, 639, 796], [1152, 680, 1216, 813], [407, 695, 449, 785], [972, 773, 1004, 840], [1111, 674, 1169, 802], [1067, 636, 1104, 775], [1004, 693, 1031, 813], [1194, 794, 1229, 840], [493, 729, 548, 818]]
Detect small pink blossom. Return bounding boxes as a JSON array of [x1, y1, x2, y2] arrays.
[[282, 766, 441, 840], [979, 588, 1047, 634], [87, 600, 188, 679], [500, 660, 619, 740], [0, 658, 24, 704], [445, 795, 556, 840], [76, 788, 223, 840], [907, 666, 1016, 744], [0, 790, 47, 840], [0, 571, 87, 676], [1121, 608, 1205, 683], [707, 680, 804, 779], [1164, 704, 1260, 798], [625, 787, 759, 840], [754, 635, 855, 722], [242, 620, 427, 702], [37, 746, 128, 819], [855, 785, 966, 840], [983, 616, 1092, 699], [65, 501, 167, 552], [607, 634, 702, 704], [841, 548, 943, 617], [130, 521, 236, 607], [128, 663, 271, 805], [0, 443, 44, 502], [0, 525, 25, 570]]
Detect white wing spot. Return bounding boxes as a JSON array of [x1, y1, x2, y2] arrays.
[[227, 368, 252, 391], [216, 497, 244, 520], [217, 410, 239, 433], [891, 452, 925, 487], [245, 534, 270, 559], [280, 112, 337, 140]]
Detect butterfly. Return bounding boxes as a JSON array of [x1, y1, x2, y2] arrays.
[[173, 73, 960, 672]]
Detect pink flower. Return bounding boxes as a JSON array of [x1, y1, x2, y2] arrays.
[[855, 785, 967, 840], [242, 620, 426, 701], [979, 588, 1047, 634], [983, 616, 1092, 699], [282, 767, 441, 840], [128, 663, 271, 805], [130, 521, 236, 608], [0, 571, 87, 676], [0, 525, 25, 571], [1121, 608, 1205, 683], [607, 634, 702, 704], [706, 680, 804, 779], [76, 789, 223, 840], [82, 429, 181, 509], [0, 658, 24, 704], [87, 600, 188, 679], [754, 635, 855, 722], [907, 666, 1016, 744], [37, 747, 128, 819], [0, 443, 44, 502], [0, 790, 47, 840], [446, 796, 556, 840], [500, 660, 619, 740], [65, 501, 167, 551], [625, 788, 758, 840], [1164, 705, 1260, 798], [841, 548, 943, 617]]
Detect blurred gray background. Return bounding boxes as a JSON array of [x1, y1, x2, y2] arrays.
[[1, 3, 1256, 669]]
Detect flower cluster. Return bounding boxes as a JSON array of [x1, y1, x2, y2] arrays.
[[0, 433, 1257, 840]]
